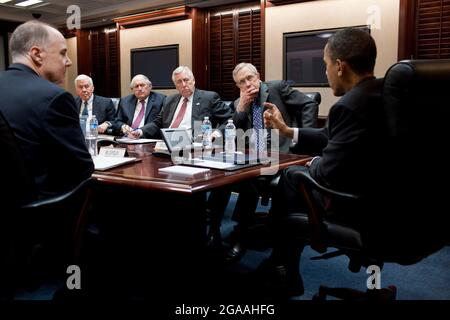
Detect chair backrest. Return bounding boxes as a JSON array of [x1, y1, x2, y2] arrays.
[[304, 92, 321, 106], [111, 98, 120, 110], [366, 59, 450, 262]]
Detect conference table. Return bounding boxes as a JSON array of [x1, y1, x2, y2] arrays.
[[87, 142, 312, 294], [92, 142, 311, 193]]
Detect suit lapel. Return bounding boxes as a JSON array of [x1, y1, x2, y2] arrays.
[[144, 93, 154, 121], [166, 94, 181, 124], [92, 95, 97, 112], [191, 89, 202, 127], [259, 82, 269, 105], [128, 96, 138, 120]]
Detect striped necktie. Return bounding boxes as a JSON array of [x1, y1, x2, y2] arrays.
[[252, 98, 265, 151]]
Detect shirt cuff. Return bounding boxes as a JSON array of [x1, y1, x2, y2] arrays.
[[293, 128, 299, 144]]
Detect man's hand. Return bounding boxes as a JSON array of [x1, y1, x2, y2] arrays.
[[236, 86, 259, 113], [121, 124, 133, 135], [98, 122, 109, 134], [263, 102, 294, 139], [128, 129, 143, 139]]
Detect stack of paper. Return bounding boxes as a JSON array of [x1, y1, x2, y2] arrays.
[[93, 156, 137, 171], [158, 165, 210, 176], [115, 137, 162, 144]]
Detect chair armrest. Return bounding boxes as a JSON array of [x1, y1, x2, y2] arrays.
[[292, 170, 360, 253], [291, 170, 361, 201], [21, 177, 93, 209]]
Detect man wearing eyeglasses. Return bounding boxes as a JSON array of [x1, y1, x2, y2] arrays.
[[207, 62, 319, 261], [112, 74, 166, 135]]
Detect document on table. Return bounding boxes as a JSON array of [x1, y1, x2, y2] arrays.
[[115, 137, 162, 144], [93, 156, 138, 171], [158, 165, 210, 176]]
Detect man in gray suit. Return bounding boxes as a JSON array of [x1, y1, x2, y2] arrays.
[[128, 66, 232, 139], [74, 74, 116, 134]]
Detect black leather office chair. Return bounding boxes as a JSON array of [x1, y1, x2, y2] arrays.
[[0, 111, 93, 299], [278, 59, 450, 300]]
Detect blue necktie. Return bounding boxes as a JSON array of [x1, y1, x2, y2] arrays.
[[252, 98, 265, 151], [82, 101, 88, 117]]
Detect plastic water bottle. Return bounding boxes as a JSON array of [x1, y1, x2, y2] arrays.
[[225, 119, 236, 154], [201, 116, 212, 148], [85, 115, 98, 157]]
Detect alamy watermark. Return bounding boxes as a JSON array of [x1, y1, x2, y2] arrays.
[[66, 5, 81, 30], [168, 123, 280, 176], [66, 264, 81, 290], [366, 265, 381, 290], [366, 5, 381, 30]]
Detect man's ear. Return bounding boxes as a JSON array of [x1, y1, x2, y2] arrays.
[[29, 46, 44, 66], [336, 59, 347, 77]]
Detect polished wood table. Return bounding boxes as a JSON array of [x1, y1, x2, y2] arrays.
[[93, 143, 311, 194]]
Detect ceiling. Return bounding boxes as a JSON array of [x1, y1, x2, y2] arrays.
[[0, 0, 254, 28]]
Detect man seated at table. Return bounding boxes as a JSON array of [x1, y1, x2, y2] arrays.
[[111, 74, 166, 136], [127, 66, 232, 140], [207, 62, 318, 261], [74, 74, 116, 134]]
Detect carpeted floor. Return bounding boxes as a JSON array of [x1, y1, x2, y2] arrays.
[[14, 193, 450, 301]]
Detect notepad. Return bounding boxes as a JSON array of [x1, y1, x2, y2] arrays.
[[93, 156, 137, 171], [158, 165, 210, 176]]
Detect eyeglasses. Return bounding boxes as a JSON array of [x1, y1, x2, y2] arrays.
[[236, 74, 257, 87]]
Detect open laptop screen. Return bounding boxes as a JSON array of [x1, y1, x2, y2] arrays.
[[160, 128, 192, 153]]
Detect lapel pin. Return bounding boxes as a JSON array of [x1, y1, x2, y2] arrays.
[[196, 102, 200, 105]]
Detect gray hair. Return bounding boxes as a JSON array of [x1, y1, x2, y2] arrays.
[[232, 62, 258, 83], [172, 66, 194, 83], [9, 20, 55, 60], [130, 74, 152, 88], [74, 74, 93, 87]]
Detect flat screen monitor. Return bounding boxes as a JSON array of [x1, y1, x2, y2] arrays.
[[283, 26, 370, 87], [131, 44, 179, 89]]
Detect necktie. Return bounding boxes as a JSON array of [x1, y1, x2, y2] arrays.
[[82, 101, 88, 117], [170, 97, 189, 128], [132, 100, 146, 129], [252, 98, 266, 151]]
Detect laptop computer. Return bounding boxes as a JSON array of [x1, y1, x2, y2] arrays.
[[159, 128, 269, 171]]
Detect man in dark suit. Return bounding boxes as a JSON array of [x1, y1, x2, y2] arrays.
[[74, 74, 116, 134], [128, 66, 232, 139], [260, 28, 383, 296], [207, 63, 318, 260], [0, 20, 94, 199], [232, 62, 318, 153], [112, 74, 166, 135]]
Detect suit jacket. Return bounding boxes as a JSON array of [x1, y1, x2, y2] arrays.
[[74, 94, 116, 124], [0, 63, 94, 199], [141, 89, 232, 138], [297, 77, 384, 195], [232, 80, 318, 153], [111, 91, 166, 134]]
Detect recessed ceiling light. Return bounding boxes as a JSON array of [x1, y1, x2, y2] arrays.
[[0, 0, 13, 4], [15, 0, 43, 7]]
